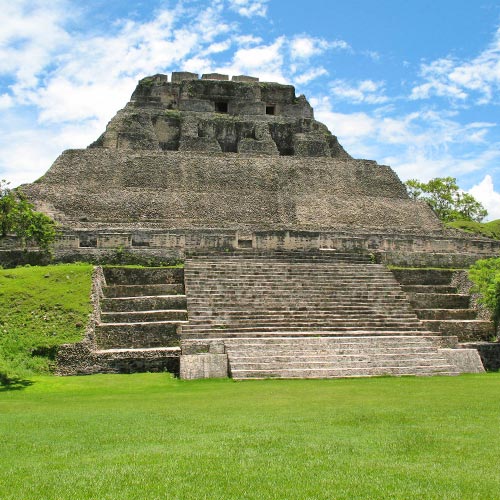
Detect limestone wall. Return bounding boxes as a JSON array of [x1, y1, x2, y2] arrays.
[[23, 149, 442, 232]]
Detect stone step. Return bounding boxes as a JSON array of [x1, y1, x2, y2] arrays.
[[408, 293, 470, 309], [221, 335, 445, 346], [230, 366, 457, 379], [181, 329, 434, 339], [401, 285, 457, 294], [391, 269, 455, 285], [188, 312, 419, 321], [92, 346, 180, 374], [229, 358, 453, 370], [100, 310, 188, 323], [187, 295, 412, 303], [420, 319, 495, 341], [103, 267, 184, 286], [95, 321, 182, 349], [101, 295, 187, 312], [103, 284, 184, 298], [183, 323, 426, 334], [416, 309, 477, 320], [186, 252, 373, 263]]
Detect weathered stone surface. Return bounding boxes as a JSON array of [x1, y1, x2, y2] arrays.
[[180, 354, 228, 379], [461, 342, 500, 371], [89, 72, 348, 157], [439, 348, 485, 373]]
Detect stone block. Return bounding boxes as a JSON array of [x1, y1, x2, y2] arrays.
[[55, 235, 80, 249], [202, 73, 229, 81], [237, 138, 279, 155], [229, 101, 265, 115], [232, 75, 259, 82], [172, 72, 199, 82], [178, 136, 222, 152], [180, 354, 228, 379], [178, 99, 214, 112], [439, 348, 485, 373], [293, 134, 330, 157], [150, 233, 186, 248], [97, 233, 132, 249]]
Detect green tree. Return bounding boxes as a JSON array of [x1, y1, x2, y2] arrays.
[[0, 180, 56, 251], [405, 177, 488, 223]]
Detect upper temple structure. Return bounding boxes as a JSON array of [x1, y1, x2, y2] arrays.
[[20, 71, 500, 266]]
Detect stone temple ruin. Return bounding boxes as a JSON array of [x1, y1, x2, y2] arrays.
[[18, 71, 500, 378]]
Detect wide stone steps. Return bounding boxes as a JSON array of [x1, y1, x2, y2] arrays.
[[224, 336, 457, 379], [94, 267, 186, 365], [393, 268, 495, 342]]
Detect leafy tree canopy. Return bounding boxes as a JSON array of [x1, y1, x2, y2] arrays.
[[0, 180, 56, 251], [405, 177, 488, 223]]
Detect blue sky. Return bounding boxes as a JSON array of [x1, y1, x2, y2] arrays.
[[1, 0, 500, 218]]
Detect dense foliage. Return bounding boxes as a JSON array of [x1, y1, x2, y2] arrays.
[[0, 179, 56, 251], [469, 257, 500, 326], [405, 177, 488, 223]]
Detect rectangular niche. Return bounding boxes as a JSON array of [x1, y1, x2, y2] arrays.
[[215, 101, 228, 113], [266, 105, 275, 115]]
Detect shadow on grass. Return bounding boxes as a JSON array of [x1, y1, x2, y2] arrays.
[[0, 373, 35, 392]]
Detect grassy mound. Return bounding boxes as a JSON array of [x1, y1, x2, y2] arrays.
[[1, 373, 500, 499], [0, 263, 93, 380], [447, 218, 500, 239]]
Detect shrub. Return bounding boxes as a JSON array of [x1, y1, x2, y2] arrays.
[[469, 257, 500, 327]]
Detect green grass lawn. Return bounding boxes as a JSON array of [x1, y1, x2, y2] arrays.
[[0, 263, 93, 379], [1, 373, 500, 500], [447, 218, 500, 240]]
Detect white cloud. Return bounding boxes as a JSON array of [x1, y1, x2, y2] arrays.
[[217, 37, 287, 82], [410, 26, 500, 103], [294, 67, 328, 85], [227, 0, 268, 18], [310, 95, 500, 194], [0, 94, 13, 110], [469, 175, 500, 221], [290, 35, 349, 60], [330, 79, 389, 104]]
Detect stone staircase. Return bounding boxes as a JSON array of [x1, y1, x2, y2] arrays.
[[181, 253, 459, 379], [92, 267, 187, 373], [392, 269, 495, 342]]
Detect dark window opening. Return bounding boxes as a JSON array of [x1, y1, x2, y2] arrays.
[[215, 101, 228, 113], [266, 105, 275, 115]]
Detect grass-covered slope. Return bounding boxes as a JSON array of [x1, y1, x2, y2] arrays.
[[447, 218, 500, 239], [0, 264, 93, 379], [1, 374, 500, 500]]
